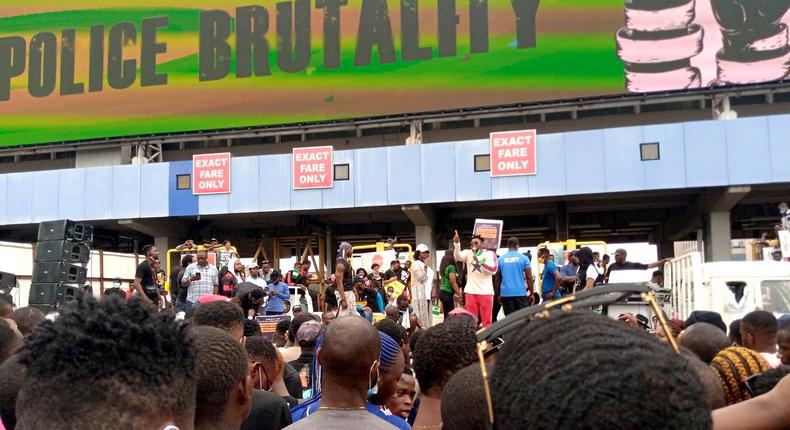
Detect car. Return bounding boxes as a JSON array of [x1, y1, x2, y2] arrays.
[[284, 285, 319, 317]]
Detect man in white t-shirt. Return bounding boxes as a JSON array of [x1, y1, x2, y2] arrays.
[[248, 264, 268, 288], [452, 230, 498, 328], [574, 247, 601, 292]]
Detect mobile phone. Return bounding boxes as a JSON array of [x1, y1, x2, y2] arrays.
[[194, 272, 201, 280]]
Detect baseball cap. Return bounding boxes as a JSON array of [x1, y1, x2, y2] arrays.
[[354, 275, 366, 284], [248, 263, 259, 269], [416, 244, 429, 253], [684, 310, 727, 333], [296, 320, 322, 345]]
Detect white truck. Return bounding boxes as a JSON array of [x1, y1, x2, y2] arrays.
[[665, 252, 790, 327]]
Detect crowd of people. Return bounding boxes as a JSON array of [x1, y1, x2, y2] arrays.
[[0, 288, 788, 429], [126, 239, 318, 317], [1, 237, 788, 430], [125, 231, 675, 333]]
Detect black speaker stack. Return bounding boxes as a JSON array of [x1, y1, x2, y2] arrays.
[[29, 220, 94, 312]]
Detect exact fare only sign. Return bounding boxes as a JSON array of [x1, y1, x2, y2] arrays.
[[193, 153, 231, 195], [490, 130, 537, 177], [293, 146, 333, 190]]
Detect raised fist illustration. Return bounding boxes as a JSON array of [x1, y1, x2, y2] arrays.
[[711, 0, 790, 83], [616, 0, 703, 92]]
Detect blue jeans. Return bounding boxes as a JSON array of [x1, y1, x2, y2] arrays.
[[182, 299, 199, 312], [175, 298, 189, 313]]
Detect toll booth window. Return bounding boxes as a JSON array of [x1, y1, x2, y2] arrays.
[[177, 174, 191, 190], [726, 281, 747, 304], [334, 164, 350, 181], [474, 154, 490, 172], [760, 280, 790, 314]]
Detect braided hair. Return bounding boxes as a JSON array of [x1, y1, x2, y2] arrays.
[[710, 346, 770, 405], [491, 311, 711, 430]]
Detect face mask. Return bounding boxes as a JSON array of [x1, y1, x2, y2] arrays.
[[367, 360, 380, 398]]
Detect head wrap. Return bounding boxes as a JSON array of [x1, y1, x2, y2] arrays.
[[337, 242, 353, 259], [378, 331, 401, 370]]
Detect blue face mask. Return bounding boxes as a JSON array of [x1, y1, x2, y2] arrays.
[[367, 360, 380, 398]]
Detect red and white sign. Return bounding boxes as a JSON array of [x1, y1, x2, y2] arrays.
[[193, 153, 231, 195], [293, 146, 333, 190], [489, 129, 537, 177]]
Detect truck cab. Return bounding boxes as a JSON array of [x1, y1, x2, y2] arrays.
[[667, 252, 790, 327]]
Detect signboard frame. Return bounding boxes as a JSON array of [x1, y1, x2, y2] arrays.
[[489, 129, 538, 178], [292, 146, 334, 191], [473, 218, 504, 250], [255, 314, 292, 343], [192, 152, 232, 195]]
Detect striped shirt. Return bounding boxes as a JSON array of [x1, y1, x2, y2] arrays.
[[182, 262, 219, 303]]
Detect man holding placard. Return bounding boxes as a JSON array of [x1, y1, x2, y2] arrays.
[[453, 230, 498, 328]]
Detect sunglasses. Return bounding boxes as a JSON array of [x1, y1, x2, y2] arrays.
[[474, 283, 679, 428]]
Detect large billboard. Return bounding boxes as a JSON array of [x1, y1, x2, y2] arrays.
[[1, 1, 788, 148]]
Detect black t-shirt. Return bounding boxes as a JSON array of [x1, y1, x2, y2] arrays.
[[169, 267, 183, 298], [605, 261, 649, 281], [283, 395, 299, 409], [336, 258, 353, 292], [176, 268, 189, 301], [289, 352, 316, 390], [240, 390, 292, 430], [283, 363, 303, 399], [384, 268, 401, 282], [135, 260, 156, 287], [235, 282, 265, 315], [358, 287, 382, 313]]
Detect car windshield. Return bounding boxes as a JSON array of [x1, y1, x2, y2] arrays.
[[760, 280, 790, 314]]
